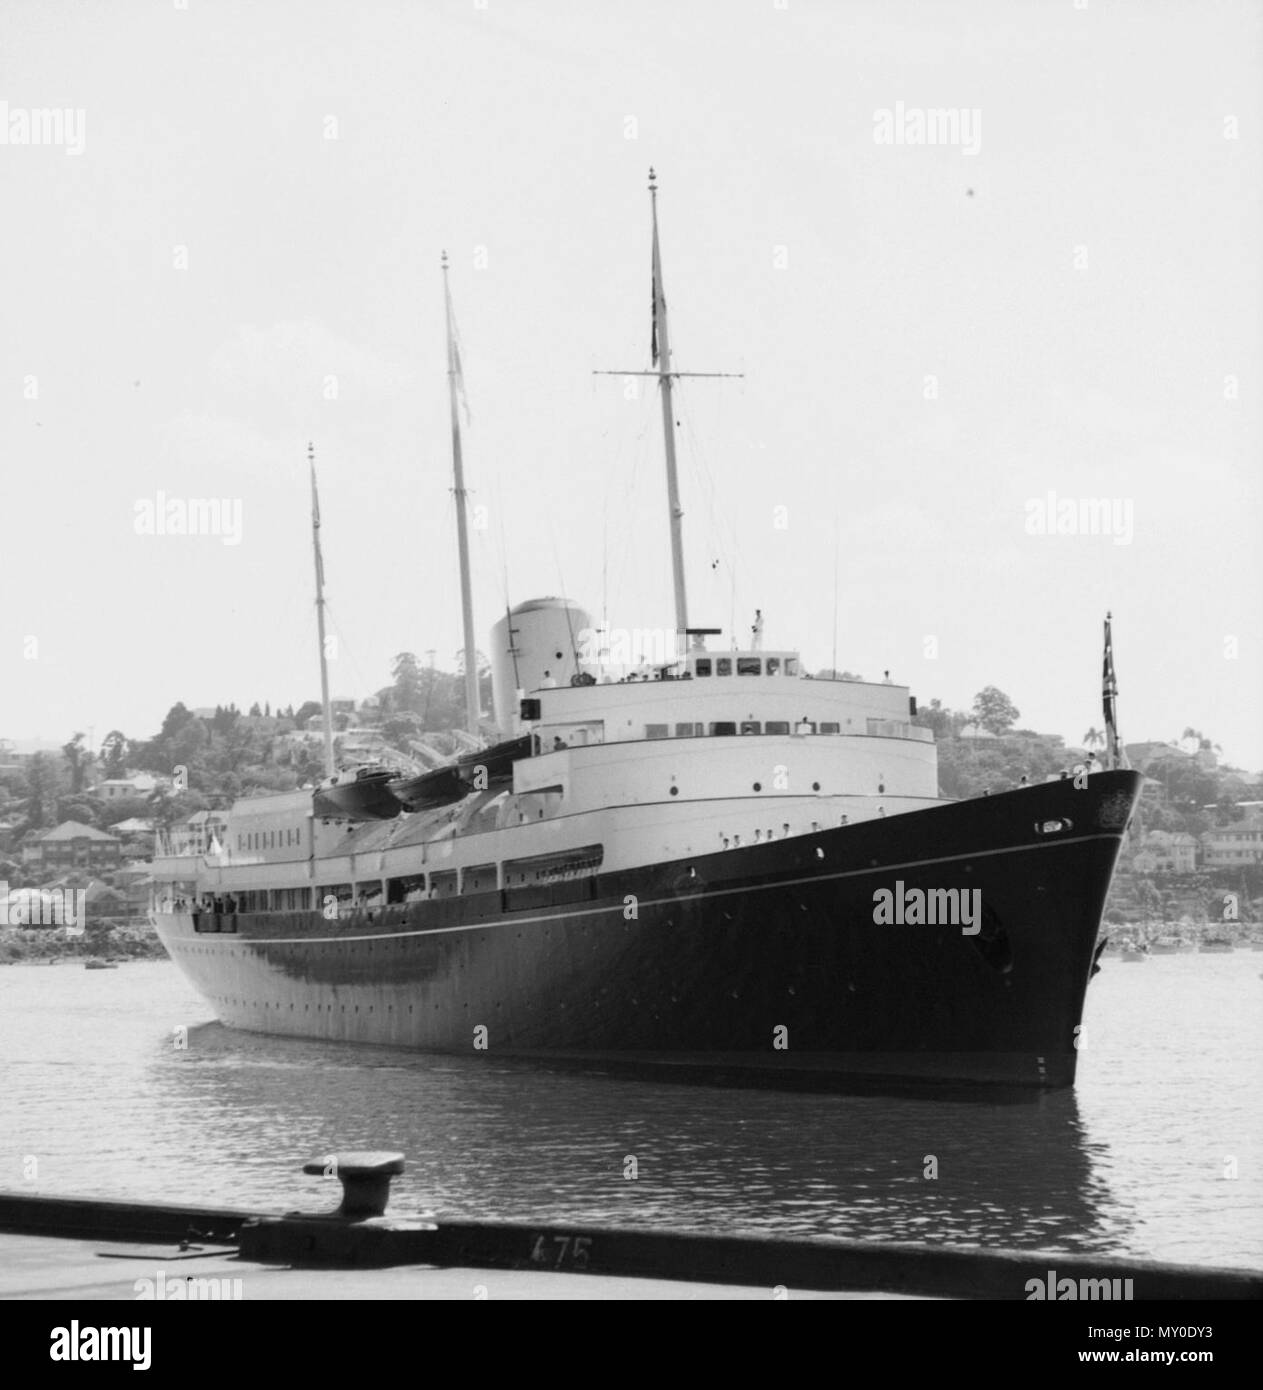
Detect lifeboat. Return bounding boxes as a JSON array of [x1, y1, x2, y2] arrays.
[[455, 734, 533, 784], [390, 764, 466, 812], [390, 735, 533, 812], [314, 765, 402, 820]]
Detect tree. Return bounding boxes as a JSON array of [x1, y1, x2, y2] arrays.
[[971, 686, 1020, 736], [24, 753, 61, 830], [62, 732, 89, 793], [1082, 727, 1104, 753], [56, 795, 103, 828], [392, 653, 425, 714], [294, 701, 323, 726], [100, 730, 130, 778], [383, 712, 424, 749]]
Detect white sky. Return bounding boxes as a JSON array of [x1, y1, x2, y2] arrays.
[[3, 0, 1261, 769]]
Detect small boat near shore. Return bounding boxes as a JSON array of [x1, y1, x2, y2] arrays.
[[1119, 942, 1148, 962], [1198, 938, 1235, 954], [83, 959, 118, 970]]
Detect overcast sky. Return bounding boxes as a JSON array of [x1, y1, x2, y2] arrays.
[[3, 0, 1260, 770]]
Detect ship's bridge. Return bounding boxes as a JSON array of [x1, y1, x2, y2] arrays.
[[523, 651, 928, 750]]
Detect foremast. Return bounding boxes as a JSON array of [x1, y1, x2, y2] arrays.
[[309, 442, 336, 777], [442, 251, 481, 738]]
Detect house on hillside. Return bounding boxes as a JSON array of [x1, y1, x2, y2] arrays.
[[94, 773, 163, 803], [22, 821, 123, 874], [1132, 830, 1199, 874], [1201, 816, 1263, 868], [1125, 741, 1180, 769]]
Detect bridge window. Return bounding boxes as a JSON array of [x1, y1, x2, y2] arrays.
[[821, 722, 840, 734], [709, 721, 737, 737], [675, 722, 701, 737], [737, 657, 761, 676], [766, 657, 781, 675], [694, 658, 712, 677], [740, 721, 761, 735], [765, 721, 790, 735], [646, 724, 669, 739], [716, 658, 732, 676], [786, 658, 800, 675]]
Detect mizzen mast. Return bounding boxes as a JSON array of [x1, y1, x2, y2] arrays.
[[308, 442, 336, 777], [442, 250, 481, 738]]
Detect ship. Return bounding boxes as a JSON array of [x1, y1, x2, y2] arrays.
[[150, 172, 1141, 1095]]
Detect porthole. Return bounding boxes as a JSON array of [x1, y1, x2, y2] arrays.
[[669, 786, 679, 795], [812, 781, 821, 791], [753, 782, 762, 792]]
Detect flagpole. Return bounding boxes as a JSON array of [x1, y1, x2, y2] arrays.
[[309, 443, 336, 778], [1102, 610, 1125, 771], [443, 250, 481, 737], [650, 169, 690, 649]]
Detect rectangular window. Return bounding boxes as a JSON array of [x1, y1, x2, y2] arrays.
[[716, 658, 732, 677], [740, 721, 761, 735], [709, 721, 737, 737], [766, 657, 781, 675], [737, 657, 761, 676], [461, 864, 497, 894], [765, 721, 790, 735], [786, 658, 800, 675], [820, 721, 840, 734], [430, 870, 458, 899], [646, 724, 669, 739], [386, 874, 427, 904], [694, 658, 712, 677], [675, 722, 698, 737]]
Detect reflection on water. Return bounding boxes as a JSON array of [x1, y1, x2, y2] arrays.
[[1, 958, 1260, 1267]]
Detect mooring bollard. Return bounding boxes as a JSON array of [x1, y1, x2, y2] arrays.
[[302, 1151, 405, 1219]]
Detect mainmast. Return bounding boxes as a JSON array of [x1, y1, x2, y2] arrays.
[[308, 442, 336, 777], [649, 169, 689, 643], [443, 250, 481, 738]]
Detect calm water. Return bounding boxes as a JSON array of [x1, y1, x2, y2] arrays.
[[1, 954, 1260, 1269]]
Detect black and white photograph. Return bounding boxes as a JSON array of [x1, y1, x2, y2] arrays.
[[1, 0, 1260, 1347]]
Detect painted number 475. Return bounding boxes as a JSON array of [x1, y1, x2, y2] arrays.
[[530, 1234, 592, 1270]]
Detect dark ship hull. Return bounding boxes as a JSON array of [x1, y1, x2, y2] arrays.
[[155, 771, 1140, 1095]]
